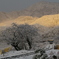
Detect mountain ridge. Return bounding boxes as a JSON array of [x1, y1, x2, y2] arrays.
[[0, 1, 59, 22]]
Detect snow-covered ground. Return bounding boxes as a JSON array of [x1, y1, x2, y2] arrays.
[[0, 41, 59, 59], [0, 50, 34, 59], [0, 49, 59, 59], [14, 55, 34, 59], [46, 49, 59, 57]]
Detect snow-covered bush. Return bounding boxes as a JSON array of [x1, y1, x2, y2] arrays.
[[2, 23, 39, 51], [33, 49, 48, 59]]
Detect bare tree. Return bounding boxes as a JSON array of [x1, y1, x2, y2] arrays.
[[2, 23, 38, 51]]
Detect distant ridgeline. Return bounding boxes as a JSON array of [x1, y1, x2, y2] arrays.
[[0, 1, 59, 22], [0, 1, 59, 26]]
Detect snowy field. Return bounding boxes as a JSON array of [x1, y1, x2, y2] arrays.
[[0, 42, 59, 59], [15, 55, 34, 59], [0, 50, 34, 59], [0, 49, 59, 59]]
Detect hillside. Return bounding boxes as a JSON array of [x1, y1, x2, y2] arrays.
[[14, 14, 59, 27], [31, 14, 59, 27], [0, 2, 59, 22], [0, 16, 38, 27], [14, 16, 38, 24], [20, 2, 59, 17], [0, 12, 11, 22], [1, 14, 59, 27]]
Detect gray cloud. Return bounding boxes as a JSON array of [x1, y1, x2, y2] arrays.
[[0, 0, 59, 12]]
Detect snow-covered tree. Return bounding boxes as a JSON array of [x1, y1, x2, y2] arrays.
[[2, 23, 38, 50]]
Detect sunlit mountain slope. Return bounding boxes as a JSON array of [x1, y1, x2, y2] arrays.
[[0, 16, 38, 27], [1, 14, 59, 27], [31, 14, 59, 27]]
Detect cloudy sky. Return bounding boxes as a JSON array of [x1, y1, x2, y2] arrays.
[[0, 0, 59, 12]]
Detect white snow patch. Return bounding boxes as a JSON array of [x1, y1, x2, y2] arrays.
[[0, 50, 34, 58]]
